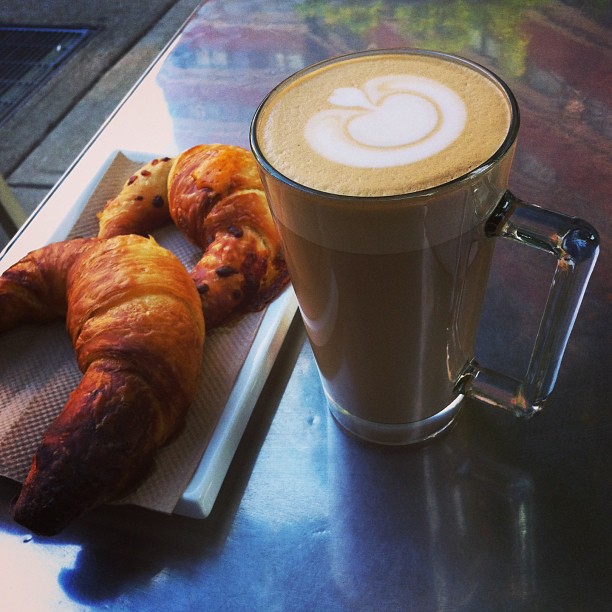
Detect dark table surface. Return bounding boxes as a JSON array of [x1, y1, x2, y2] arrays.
[[1, 1, 610, 610]]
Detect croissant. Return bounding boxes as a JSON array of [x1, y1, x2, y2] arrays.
[[1, 234, 205, 535], [97, 144, 289, 327]]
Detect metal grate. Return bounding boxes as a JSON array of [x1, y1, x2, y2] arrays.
[[0, 26, 95, 127]]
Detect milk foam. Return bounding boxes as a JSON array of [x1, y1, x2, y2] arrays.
[[255, 52, 512, 196], [304, 75, 467, 168]]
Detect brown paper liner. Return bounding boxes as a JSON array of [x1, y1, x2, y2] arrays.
[[0, 152, 266, 514]]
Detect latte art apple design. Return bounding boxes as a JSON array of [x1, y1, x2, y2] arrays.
[[304, 75, 467, 168]]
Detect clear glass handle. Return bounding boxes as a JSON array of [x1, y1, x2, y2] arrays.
[[456, 191, 599, 417]]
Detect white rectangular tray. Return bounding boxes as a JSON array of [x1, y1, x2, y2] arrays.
[[1, 149, 298, 519]]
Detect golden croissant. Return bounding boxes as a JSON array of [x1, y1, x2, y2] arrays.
[[1, 235, 205, 535], [98, 144, 289, 327]]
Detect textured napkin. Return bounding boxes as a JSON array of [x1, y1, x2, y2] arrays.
[[0, 152, 266, 513]]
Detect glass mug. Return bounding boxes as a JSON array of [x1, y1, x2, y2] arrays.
[[250, 49, 599, 445]]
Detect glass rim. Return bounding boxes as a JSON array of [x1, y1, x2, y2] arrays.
[[250, 47, 520, 202]]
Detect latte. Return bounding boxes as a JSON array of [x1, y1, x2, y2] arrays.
[[256, 52, 512, 196], [251, 50, 518, 444]]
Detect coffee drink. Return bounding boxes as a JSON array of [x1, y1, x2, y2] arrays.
[[255, 52, 511, 196], [252, 50, 517, 444]]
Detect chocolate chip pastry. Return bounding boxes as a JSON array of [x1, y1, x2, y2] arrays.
[[98, 143, 290, 327]]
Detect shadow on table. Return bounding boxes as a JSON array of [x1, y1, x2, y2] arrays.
[[327, 395, 612, 611]]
